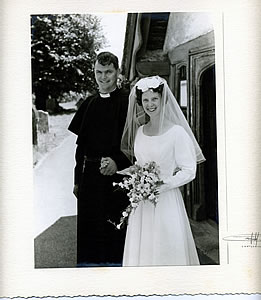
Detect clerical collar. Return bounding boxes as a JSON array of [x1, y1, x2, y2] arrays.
[[99, 92, 111, 98], [99, 87, 117, 98]]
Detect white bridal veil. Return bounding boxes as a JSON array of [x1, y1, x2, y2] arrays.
[[120, 75, 206, 164]]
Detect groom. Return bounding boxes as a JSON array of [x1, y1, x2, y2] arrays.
[[68, 52, 130, 267]]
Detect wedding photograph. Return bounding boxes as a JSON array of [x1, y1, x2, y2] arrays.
[[1, 0, 261, 297], [32, 12, 219, 269]]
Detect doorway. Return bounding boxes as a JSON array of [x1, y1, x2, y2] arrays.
[[200, 65, 218, 222]]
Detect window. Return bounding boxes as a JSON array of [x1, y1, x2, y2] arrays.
[[178, 65, 187, 110], [180, 80, 187, 107]]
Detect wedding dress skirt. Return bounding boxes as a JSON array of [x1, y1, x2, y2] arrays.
[[122, 125, 200, 266]]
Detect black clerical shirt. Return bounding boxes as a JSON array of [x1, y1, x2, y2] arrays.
[[68, 88, 130, 185]]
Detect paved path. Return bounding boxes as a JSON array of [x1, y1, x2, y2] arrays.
[[34, 134, 77, 237], [34, 215, 217, 268]]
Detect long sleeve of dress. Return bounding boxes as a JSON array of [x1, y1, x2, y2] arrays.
[[161, 126, 197, 192]]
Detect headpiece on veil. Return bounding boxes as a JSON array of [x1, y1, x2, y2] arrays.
[[120, 75, 206, 164]]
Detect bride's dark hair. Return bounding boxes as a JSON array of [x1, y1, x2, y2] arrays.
[[121, 75, 205, 164], [136, 83, 164, 106]]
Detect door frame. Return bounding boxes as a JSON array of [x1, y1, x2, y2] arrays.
[[188, 46, 216, 220]]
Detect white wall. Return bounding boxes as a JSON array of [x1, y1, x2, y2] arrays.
[[164, 12, 214, 52]]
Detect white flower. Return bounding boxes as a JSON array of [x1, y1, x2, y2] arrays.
[[122, 211, 128, 217], [149, 174, 157, 182], [137, 194, 143, 200], [148, 194, 156, 200], [135, 76, 165, 92], [129, 177, 135, 185], [144, 183, 150, 189]]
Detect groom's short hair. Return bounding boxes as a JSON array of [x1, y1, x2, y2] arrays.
[[95, 52, 119, 70]]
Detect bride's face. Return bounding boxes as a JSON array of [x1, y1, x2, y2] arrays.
[[141, 89, 161, 118]]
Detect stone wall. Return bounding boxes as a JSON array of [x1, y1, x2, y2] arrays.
[[32, 108, 50, 165], [37, 110, 49, 134]]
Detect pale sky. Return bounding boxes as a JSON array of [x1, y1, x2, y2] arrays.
[[94, 13, 128, 66]]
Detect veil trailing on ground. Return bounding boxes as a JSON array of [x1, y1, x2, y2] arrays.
[[120, 75, 206, 164]]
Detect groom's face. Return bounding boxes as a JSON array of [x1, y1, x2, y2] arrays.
[[94, 61, 119, 93]]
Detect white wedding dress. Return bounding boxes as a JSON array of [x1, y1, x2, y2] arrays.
[[122, 124, 200, 266]]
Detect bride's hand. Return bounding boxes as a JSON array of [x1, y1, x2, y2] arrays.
[[117, 166, 133, 176], [157, 183, 169, 194]]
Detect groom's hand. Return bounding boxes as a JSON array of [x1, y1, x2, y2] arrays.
[[100, 157, 118, 176]]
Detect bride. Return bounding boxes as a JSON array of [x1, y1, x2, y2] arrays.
[[119, 75, 205, 267]]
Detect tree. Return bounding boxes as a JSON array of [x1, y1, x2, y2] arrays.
[[31, 14, 106, 111]]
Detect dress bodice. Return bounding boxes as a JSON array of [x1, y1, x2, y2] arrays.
[[134, 125, 196, 181]]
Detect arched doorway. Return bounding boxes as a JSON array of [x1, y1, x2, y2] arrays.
[[188, 47, 217, 223], [200, 65, 218, 222]]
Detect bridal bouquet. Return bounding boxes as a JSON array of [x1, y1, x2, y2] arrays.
[[112, 161, 163, 229]]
